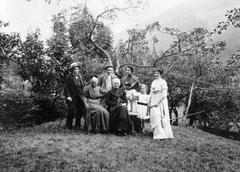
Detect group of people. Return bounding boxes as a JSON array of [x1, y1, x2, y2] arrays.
[[64, 62, 174, 140]]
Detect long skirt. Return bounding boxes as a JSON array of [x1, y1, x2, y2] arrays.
[[109, 105, 132, 133], [89, 103, 109, 133], [150, 105, 174, 139]]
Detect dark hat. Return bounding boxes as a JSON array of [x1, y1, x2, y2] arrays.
[[125, 66, 134, 73], [125, 82, 131, 86], [153, 68, 164, 75], [104, 64, 114, 70], [70, 62, 80, 70]]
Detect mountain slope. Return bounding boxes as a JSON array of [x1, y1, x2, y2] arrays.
[[114, 0, 240, 60]]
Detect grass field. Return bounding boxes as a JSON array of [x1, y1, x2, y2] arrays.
[[0, 120, 240, 172]]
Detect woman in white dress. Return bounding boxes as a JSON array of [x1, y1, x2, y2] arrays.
[[148, 69, 174, 140]]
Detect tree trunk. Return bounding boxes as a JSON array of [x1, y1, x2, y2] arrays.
[[184, 81, 195, 126], [173, 107, 178, 125]]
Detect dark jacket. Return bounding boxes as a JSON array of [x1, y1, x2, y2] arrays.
[[105, 88, 128, 112], [64, 73, 85, 101], [122, 74, 140, 90]]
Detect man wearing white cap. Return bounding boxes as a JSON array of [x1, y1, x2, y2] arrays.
[[64, 62, 87, 130], [98, 64, 118, 92]]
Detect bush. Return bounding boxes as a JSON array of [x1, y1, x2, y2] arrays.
[[0, 90, 66, 131], [31, 93, 67, 124], [0, 90, 32, 130]]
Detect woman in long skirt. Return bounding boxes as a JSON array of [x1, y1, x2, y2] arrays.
[[148, 69, 174, 140], [83, 76, 109, 134], [105, 78, 132, 136]]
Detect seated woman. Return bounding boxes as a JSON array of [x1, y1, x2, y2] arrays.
[[83, 76, 109, 134], [105, 78, 132, 136]]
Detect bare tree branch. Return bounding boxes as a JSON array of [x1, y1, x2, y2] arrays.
[[119, 63, 154, 69], [88, 35, 112, 65]]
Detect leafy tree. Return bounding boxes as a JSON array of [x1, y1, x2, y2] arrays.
[[16, 30, 46, 90], [215, 8, 240, 34], [212, 7, 240, 132], [114, 23, 227, 125], [4, 0, 240, 133], [68, 8, 114, 78], [46, 12, 73, 93], [0, 23, 22, 84], [67, 0, 148, 67]]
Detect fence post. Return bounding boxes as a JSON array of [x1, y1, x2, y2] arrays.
[[183, 80, 195, 126]]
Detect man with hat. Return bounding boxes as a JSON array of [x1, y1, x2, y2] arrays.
[[98, 64, 118, 92], [64, 62, 88, 130]]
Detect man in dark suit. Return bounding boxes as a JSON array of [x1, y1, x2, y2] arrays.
[[64, 62, 88, 130]]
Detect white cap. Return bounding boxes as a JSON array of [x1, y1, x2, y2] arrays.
[[70, 62, 80, 69]]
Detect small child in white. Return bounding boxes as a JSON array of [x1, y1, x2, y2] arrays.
[[135, 84, 150, 132], [125, 82, 138, 112]]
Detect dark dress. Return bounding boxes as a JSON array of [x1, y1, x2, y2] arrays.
[[122, 74, 140, 90], [83, 85, 109, 133], [105, 87, 132, 134]]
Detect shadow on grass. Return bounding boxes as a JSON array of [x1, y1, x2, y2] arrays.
[[200, 126, 240, 141]]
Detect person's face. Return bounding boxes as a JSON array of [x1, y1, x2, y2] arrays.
[[125, 85, 131, 90], [140, 87, 147, 94], [125, 67, 132, 75], [72, 67, 79, 75], [113, 82, 120, 89], [106, 67, 113, 75], [91, 81, 97, 88], [154, 71, 160, 79]]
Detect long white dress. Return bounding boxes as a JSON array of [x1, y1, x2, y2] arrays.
[[149, 78, 174, 139]]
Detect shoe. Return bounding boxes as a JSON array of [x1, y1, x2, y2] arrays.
[[92, 130, 101, 134], [130, 131, 136, 136], [65, 126, 72, 130], [120, 131, 127, 136], [123, 132, 127, 136], [101, 130, 109, 134], [116, 129, 121, 136], [116, 129, 127, 136]]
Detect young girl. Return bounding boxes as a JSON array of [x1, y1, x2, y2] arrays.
[[135, 84, 150, 132]]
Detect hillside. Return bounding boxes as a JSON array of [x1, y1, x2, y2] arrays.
[[0, 120, 239, 172]]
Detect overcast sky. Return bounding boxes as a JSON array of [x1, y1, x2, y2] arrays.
[[0, 0, 188, 40]]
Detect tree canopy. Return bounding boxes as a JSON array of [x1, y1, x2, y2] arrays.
[[1, 2, 240, 132]]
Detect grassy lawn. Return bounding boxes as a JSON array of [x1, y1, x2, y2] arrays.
[[0, 120, 239, 172]]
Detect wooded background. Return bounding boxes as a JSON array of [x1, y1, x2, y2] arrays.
[[0, 0, 240, 134]]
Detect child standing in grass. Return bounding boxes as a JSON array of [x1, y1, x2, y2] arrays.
[[135, 84, 150, 132]]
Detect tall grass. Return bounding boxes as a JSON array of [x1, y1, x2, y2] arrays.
[[0, 120, 239, 172]]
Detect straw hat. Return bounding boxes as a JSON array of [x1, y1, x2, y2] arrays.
[[70, 62, 80, 70]]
